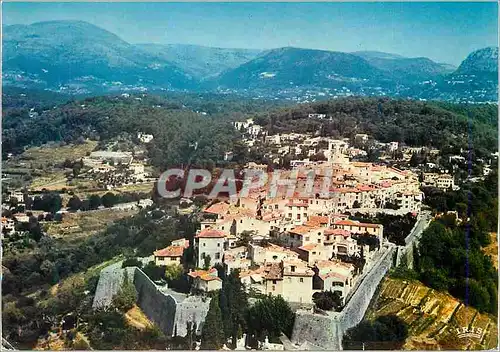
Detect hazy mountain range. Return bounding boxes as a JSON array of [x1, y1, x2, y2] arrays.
[[3, 20, 498, 101]]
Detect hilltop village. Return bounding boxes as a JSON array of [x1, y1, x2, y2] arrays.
[[2, 96, 497, 351]]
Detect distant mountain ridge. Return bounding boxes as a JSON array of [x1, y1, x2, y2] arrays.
[[2, 20, 497, 102], [217, 47, 388, 89], [352, 51, 456, 82], [454, 46, 498, 75], [137, 44, 262, 79], [2, 20, 195, 89]]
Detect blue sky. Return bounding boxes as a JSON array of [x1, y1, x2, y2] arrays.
[[3, 2, 498, 65]]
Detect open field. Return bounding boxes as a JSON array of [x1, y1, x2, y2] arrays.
[[45, 208, 139, 240], [366, 277, 498, 350], [22, 140, 98, 165], [3, 140, 99, 190]]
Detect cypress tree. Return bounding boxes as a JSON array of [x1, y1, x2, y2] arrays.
[[201, 293, 225, 350]]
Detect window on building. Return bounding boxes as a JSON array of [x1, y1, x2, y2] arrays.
[[240, 220, 243, 223], [221, 226, 224, 230], [215, 253, 220, 259], [272, 280, 277, 284], [275, 204, 278, 209], [300, 278, 304, 283], [272, 255, 278, 260], [297, 214, 300, 220], [272, 285, 276, 291], [202, 252, 206, 258], [217, 243, 220, 247], [291, 266, 296, 272], [317, 239, 321, 244], [203, 243, 206, 247]]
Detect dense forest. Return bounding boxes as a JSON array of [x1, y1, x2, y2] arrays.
[[1, 208, 199, 346], [395, 170, 499, 315], [2, 89, 283, 164], [256, 98, 498, 158], [3, 92, 497, 166]]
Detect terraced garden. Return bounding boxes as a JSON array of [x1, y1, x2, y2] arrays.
[[367, 278, 498, 350]]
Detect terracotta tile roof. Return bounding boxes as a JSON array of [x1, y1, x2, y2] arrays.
[[289, 225, 321, 235], [204, 202, 230, 215], [188, 268, 221, 282], [315, 260, 354, 272], [262, 211, 283, 222], [320, 271, 347, 281], [305, 216, 329, 227], [195, 229, 227, 238], [265, 263, 283, 280], [154, 245, 185, 257], [261, 244, 299, 257], [239, 265, 267, 278], [390, 167, 406, 175], [298, 244, 319, 252], [333, 220, 381, 229], [356, 184, 376, 192], [324, 228, 352, 237]]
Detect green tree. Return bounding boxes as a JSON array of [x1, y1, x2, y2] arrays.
[[67, 195, 82, 211], [88, 194, 102, 210], [101, 192, 118, 208], [200, 293, 225, 350], [72, 163, 82, 178], [246, 295, 295, 341], [112, 270, 137, 312], [203, 255, 211, 270], [219, 270, 248, 346], [164, 264, 183, 282], [343, 315, 408, 350], [312, 290, 343, 311], [236, 230, 255, 247]]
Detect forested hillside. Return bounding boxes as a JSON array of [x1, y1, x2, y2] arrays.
[[257, 98, 498, 157], [3, 94, 497, 165], [1, 91, 283, 166]]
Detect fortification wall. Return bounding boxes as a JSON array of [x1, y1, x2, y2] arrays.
[[291, 244, 396, 350], [92, 262, 211, 338], [92, 262, 134, 309], [174, 296, 212, 336], [133, 268, 178, 336], [337, 244, 395, 336], [133, 269, 212, 337]]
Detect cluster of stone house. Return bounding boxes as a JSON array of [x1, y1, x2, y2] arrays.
[[148, 127, 427, 305], [422, 172, 459, 191], [151, 191, 386, 304]]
